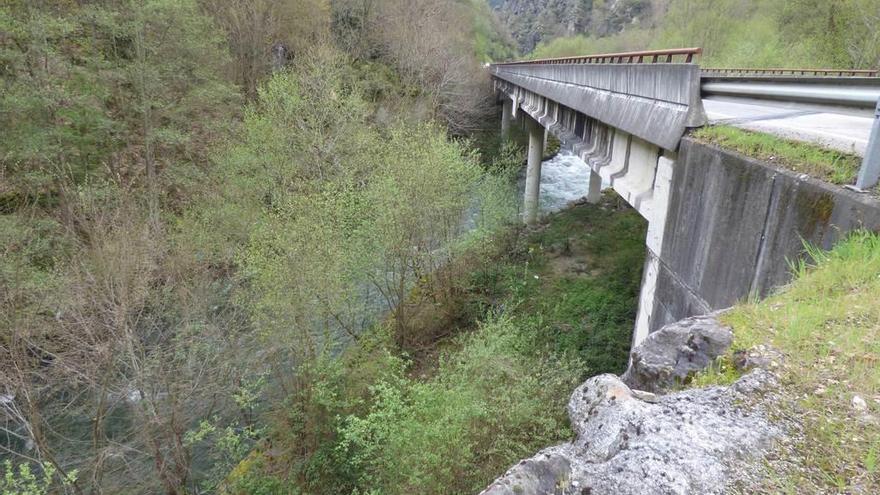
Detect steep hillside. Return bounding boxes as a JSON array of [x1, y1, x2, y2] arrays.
[[497, 0, 880, 69], [490, 0, 653, 54]]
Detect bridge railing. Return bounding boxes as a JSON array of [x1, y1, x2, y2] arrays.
[[495, 48, 703, 66], [702, 68, 879, 77], [700, 70, 880, 189]]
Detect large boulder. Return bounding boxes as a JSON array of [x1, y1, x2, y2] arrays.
[[622, 315, 733, 393], [481, 314, 786, 495], [480, 371, 781, 495]]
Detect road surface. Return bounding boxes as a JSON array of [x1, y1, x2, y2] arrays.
[[702, 98, 873, 156]]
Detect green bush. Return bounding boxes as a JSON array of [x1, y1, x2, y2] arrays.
[[0, 460, 76, 495], [338, 317, 581, 495]]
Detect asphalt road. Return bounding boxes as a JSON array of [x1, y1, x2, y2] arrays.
[[702, 98, 874, 156]]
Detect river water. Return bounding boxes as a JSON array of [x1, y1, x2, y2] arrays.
[[538, 150, 595, 213]]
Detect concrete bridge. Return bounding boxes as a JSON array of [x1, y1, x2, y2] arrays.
[[491, 48, 880, 347]]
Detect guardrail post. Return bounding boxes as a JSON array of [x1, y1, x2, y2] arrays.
[[856, 98, 880, 190]]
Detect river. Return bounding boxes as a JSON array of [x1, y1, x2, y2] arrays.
[[539, 150, 597, 213]]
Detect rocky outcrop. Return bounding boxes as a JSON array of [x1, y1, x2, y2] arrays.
[[481, 371, 780, 495], [622, 314, 733, 393], [481, 315, 783, 495]]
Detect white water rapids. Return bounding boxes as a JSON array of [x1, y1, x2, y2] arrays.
[[538, 150, 597, 213]]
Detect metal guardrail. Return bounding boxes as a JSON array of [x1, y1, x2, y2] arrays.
[[495, 48, 702, 66], [702, 68, 879, 77], [700, 72, 880, 189], [700, 75, 880, 109]]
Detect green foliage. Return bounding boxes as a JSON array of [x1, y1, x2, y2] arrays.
[[0, 460, 76, 495], [0, 215, 67, 290], [188, 51, 512, 361], [1, 1, 515, 494], [491, 197, 647, 374], [653, 0, 785, 66], [713, 231, 880, 491], [338, 317, 581, 494], [0, 2, 639, 495], [692, 125, 862, 185], [240, 195, 646, 494], [525, 0, 880, 69], [0, 0, 239, 201], [177, 50, 521, 492], [483, 141, 523, 176], [688, 356, 740, 388], [189, 421, 268, 493], [0, 214, 68, 352], [467, 0, 517, 61], [222, 451, 289, 495], [530, 30, 655, 60]]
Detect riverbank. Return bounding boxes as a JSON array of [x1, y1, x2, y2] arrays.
[[224, 193, 647, 494]]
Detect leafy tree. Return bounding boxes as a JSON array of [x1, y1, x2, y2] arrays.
[[200, 0, 332, 99]]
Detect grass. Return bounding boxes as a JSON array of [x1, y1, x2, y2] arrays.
[[468, 192, 647, 375], [692, 125, 862, 186], [702, 231, 880, 493]]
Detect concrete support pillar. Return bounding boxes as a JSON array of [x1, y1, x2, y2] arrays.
[[501, 99, 512, 140], [524, 116, 544, 225], [586, 169, 602, 203], [632, 251, 660, 348], [632, 152, 676, 349]]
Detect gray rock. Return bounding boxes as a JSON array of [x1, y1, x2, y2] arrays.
[[730, 368, 778, 397], [630, 389, 659, 403], [481, 373, 781, 495], [733, 344, 785, 372], [622, 315, 733, 393], [479, 450, 571, 495]]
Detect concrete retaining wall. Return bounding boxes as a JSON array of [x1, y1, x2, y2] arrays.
[[647, 138, 880, 332]]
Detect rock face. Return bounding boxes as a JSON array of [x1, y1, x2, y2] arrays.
[[622, 315, 733, 393], [481, 372, 780, 495], [481, 315, 782, 495], [490, 0, 653, 53]]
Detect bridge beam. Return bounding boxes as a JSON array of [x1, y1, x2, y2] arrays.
[[524, 116, 544, 225]]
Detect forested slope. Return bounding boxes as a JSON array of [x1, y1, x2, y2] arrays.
[[0, 1, 519, 493], [490, 0, 880, 69]]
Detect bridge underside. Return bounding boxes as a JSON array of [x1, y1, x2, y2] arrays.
[[497, 81, 671, 222], [495, 82, 880, 348], [496, 83, 674, 346]]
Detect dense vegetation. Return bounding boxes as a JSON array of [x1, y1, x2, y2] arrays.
[[224, 195, 646, 494], [515, 0, 880, 69], [7, 0, 873, 494], [0, 1, 520, 493]]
